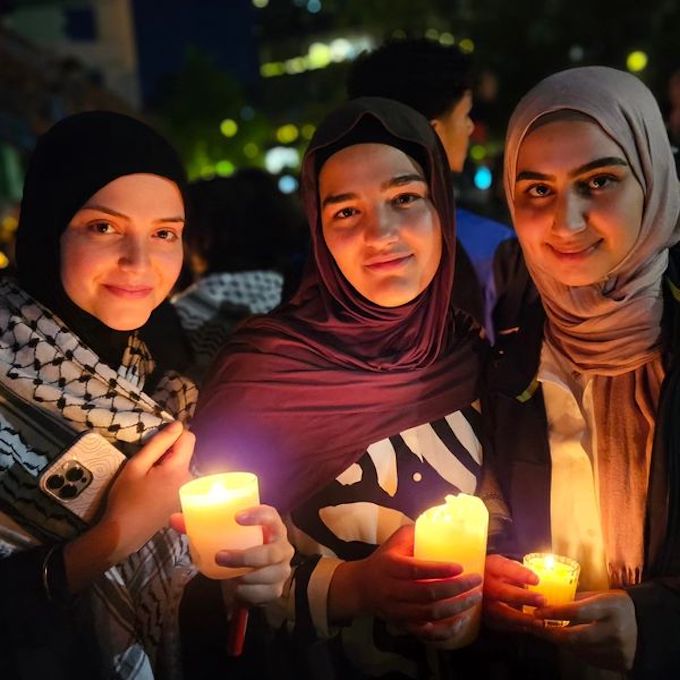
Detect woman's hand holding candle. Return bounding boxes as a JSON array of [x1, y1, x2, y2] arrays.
[[101, 423, 195, 559], [483, 554, 546, 633], [170, 503, 293, 606], [531, 590, 638, 672], [214, 504, 294, 605], [328, 525, 483, 642]]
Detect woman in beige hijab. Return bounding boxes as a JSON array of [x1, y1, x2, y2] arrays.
[[483, 66, 680, 678]]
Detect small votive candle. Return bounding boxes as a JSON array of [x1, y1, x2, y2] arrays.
[[179, 472, 262, 579], [523, 552, 580, 627], [414, 493, 489, 648]]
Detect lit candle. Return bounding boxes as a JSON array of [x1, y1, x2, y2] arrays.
[[523, 552, 580, 627], [179, 472, 262, 579], [414, 493, 489, 648]]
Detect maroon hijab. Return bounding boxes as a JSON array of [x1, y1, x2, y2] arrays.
[[191, 97, 485, 512]]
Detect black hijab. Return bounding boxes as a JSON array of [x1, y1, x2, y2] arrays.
[[15, 111, 187, 369], [192, 97, 485, 511]]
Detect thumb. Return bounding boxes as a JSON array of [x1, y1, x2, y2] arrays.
[[382, 523, 415, 555], [169, 512, 186, 534], [131, 421, 184, 472]]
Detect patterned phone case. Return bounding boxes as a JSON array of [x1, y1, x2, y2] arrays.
[[39, 431, 127, 524]]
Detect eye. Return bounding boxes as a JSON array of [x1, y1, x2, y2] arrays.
[[333, 206, 358, 220], [392, 192, 421, 207], [88, 221, 116, 234], [526, 184, 552, 198], [585, 175, 616, 191], [154, 228, 180, 242]]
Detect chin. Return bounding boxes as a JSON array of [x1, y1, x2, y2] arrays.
[[97, 310, 153, 332], [551, 269, 606, 287], [365, 286, 420, 308]]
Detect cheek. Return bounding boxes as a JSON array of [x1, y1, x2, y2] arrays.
[[60, 238, 99, 291], [155, 245, 184, 289], [322, 227, 357, 271], [513, 204, 549, 247]]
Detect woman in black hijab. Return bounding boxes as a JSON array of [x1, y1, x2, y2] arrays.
[[0, 111, 292, 679]]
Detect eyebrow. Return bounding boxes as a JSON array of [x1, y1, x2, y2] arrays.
[[321, 173, 426, 208], [515, 156, 629, 183], [79, 204, 185, 223]]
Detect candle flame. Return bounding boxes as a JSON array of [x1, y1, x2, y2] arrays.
[[545, 554, 556, 570]]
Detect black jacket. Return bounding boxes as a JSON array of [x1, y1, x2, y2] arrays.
[[485, 240, 680, 679]]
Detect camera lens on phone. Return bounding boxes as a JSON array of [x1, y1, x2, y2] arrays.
[[58, 484, 78, 499], [46, 474, 64, 490], [65, 466, 84, 482]]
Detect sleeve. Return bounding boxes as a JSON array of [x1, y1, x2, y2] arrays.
[[626, 578, 680, 678], [0, 535, 74, 652], [267, 553, 344, 642]]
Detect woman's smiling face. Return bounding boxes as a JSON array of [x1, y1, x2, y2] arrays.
[[60, 173, 185, 330], [319, 143, 442, 307], [513, 117, 644, 287]]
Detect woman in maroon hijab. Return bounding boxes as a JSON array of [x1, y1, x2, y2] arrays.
[[191, 97, 504, 678]]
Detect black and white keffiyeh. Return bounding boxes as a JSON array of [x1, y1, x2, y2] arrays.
[[0, 279, 198, 679], [173, 270, 283, 378]]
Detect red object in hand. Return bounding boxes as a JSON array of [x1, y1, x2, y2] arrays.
[[227, 605, 249, 657]]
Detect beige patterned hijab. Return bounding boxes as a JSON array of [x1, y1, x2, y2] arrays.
[[504, 66, 680, 586]]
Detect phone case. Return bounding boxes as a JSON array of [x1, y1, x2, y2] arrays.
[[39, 431, 127, 524]]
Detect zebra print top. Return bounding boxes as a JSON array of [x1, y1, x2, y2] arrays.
[[274, 406, 500, 679]]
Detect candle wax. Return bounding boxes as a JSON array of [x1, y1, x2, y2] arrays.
[[414, 493, 489, 648], [180, 472, 262, 580]]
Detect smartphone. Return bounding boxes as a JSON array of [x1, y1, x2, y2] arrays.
[[39, 431, 127, 524]]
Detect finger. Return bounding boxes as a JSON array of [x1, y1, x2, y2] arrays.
[[484, 579, 546, 608], [486, 554, 539, 586], [533, 622, 598, 647], [386, 556, 464, 581], [381, 524, 415, 554], [216, 542, 292, 570], [407, 616, 465, 642], [236, 505, 287, 543], [424, 587, 483, 622], [235, 562, 291, 586], [169, 512, 186, 534], [484, 600, 537, 633], [234, 582, 285, 606], [535, 597, 605, 624], [159, 431, 195, 470], [396, 573, 482, 605], [132, 421, 184, 471]]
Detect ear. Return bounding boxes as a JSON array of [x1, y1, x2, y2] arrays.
[[430, 118, 440, 133]]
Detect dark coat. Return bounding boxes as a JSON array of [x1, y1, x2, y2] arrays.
[[485, 240, 680, 679]]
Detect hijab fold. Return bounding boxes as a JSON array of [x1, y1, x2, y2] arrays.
[[192, 98, 484, 512], [504, 67, 680, 586]]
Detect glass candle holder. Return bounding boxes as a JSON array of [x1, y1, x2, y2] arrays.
[[523, 552, 580, 627], [180, 472, 262, 579]]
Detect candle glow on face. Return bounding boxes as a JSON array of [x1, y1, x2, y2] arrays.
[[179, 472, 262, 580], [413, 493, 489, 648]]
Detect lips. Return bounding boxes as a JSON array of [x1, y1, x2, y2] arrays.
[[103, 284, 154, 299], [547, 240, 602, 259], [364, 253, 414, 271]]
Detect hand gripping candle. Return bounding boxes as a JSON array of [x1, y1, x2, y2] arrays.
[[414, 493, 489, 648], [523, 553, 580, 627], [179, 472, 262, 579]]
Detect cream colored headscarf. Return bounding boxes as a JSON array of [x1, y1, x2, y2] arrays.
[[503, 66, 680, 587]]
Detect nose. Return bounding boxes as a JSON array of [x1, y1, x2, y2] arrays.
[[363, 205, 398, 246], [553, 189, 587, 236], [118, 234, 151, 271], [466, 116, 475, 137]]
